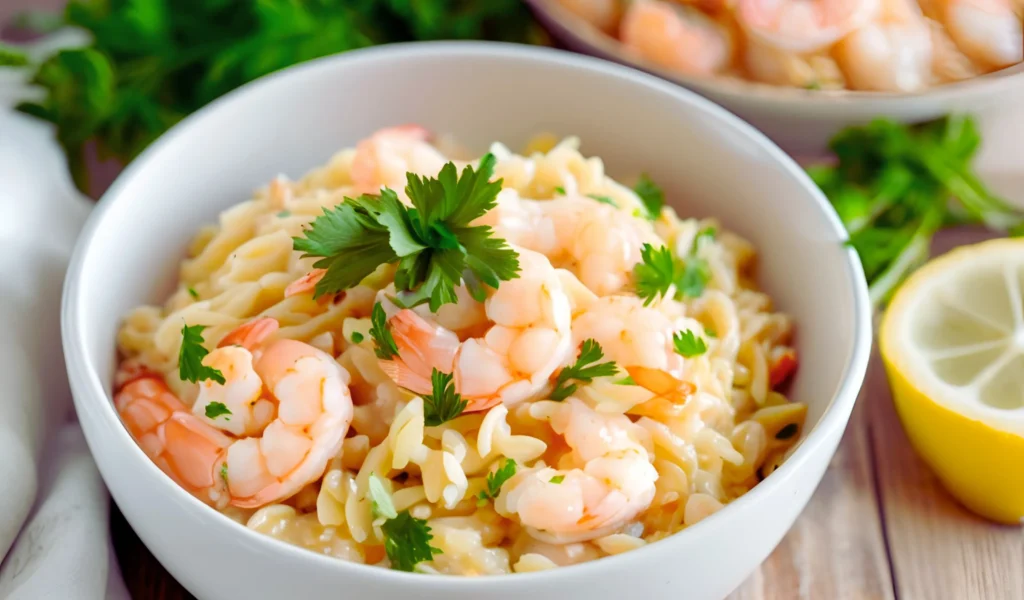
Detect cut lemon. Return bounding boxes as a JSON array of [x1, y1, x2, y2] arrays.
[[880, 238, 1024, 524]]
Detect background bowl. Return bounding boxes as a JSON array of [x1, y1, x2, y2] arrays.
[[527, 0, 1024, 154], [62, 42, 872, 600]]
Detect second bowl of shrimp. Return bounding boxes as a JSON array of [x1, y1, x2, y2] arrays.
[[529, 0, 1024, 153], [62, 43, 872, 600]]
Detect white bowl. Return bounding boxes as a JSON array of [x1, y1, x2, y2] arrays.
[[527, 0, 1024, 154], [62, 42, 872, 600]]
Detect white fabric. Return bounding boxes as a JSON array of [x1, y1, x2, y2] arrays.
[[0, 104, 128, 598]]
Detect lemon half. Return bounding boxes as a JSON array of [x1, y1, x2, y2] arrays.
[[880, 238, 1024, 524]]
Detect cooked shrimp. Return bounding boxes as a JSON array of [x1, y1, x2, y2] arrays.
[[557, 0, 623, 32], [477, 191, 660, 296], [350, 125, 449, 191], [496, 398, 658, 544], [572, 295, 689, 376], [939, 0, 1022, 68], [378, 248, 573, 412], [737, 0, 879, 52], [743, 36, 847, 87], [620, 0, 735, 75], [834, 0, 934, 91], [116, 317, 354, 509]]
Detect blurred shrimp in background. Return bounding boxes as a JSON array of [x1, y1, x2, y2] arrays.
[[554, 0, 1022, 90]]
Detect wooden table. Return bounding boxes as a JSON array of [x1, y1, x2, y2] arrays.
[[109, 226, 1024, 599]]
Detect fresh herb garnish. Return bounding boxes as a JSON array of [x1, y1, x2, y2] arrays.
[[550, 339, 619, 401], [633, 173, 664, 220], [633, 244, 710, 305], [614, 375, 637, 386], [187, 287, 199, 300], [219, 463, 229, 486], [549, 475, 565, 484], [370, 302, 399, 360], [423, 369, 468, 427], [588, 194, 619, 208], [808, 116, 1024, 306], [205, 401, 232, 420], [293, 155, 520, 310], [13, 1, 541, 195], [350, 331, 365, 344], [382, 511, 441, 572], [178, 324, 225, 385], [0, 44, 29, 67], [368, 473, 399, 520], [554, 186, 566, 195], [704, 326, 718, 339], [476, 458, 517, 505], [694, 226, 717, 247], [672, 330, 707, 358]]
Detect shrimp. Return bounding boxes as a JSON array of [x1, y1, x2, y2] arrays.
[[743, 38, 848, 88], [620, 0, 735, 75], [939, 0, 1022, 68], [115, 317, 354, 509], [556, 0, 623, 32], [834, 0, 934, 91], [378, 248, 573, 412], [736, 0, 880, 52], [350, 125, 449, 191], [477, 191, 661, 296], [496, 398, 658, 544]]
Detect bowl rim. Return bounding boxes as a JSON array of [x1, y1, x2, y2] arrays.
[[62, 40, 873, 587], [527, 0, 1024, 104]]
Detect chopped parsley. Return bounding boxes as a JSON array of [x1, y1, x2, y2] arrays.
[[554, 186, 566, 195], [219, 463, 228, 486], [368, 473, 398, 520], [178, 324, 225, 385], [614, 375, 637, 386], [550, 339, 619, 401], [350, 331, 365, 344], [588, 194, 619, 208], [477, 458, 517, 505], [293, 154, 520, 310], [370, 302, 399, 360], [705, 326, 718, 339], [382, 511, 441, 572], [204, 401, 232, 420], [422, 369, 467, 427], [672, 330, 707, 358], [549, 475, 565, 484], [694, 226, 717, 247], [633, 173, 664, 220], [187, 286, 199, 300], [633, 243, 710, 305]]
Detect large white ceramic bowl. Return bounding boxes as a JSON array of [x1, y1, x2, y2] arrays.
[[527, 0, 1024, 154], [62, 42, 872, 600]]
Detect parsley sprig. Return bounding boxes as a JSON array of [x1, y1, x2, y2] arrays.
[[673, 330, 708, 358], [550, 339, 619, 401], [423, 369, 468, 427], [368, 474, 441, 572], [205, 402, 232, 420], [178, 324, 225, 385], [633, 243, 710, 306], [633, 173, 664, 220], [370, 302, 399, 360], [807, 116, 1024, 306], [294, 155, 520, 311], [476, 458, 517, 505]]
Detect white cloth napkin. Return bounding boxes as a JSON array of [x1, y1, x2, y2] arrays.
[[0, 92, 129, 599]]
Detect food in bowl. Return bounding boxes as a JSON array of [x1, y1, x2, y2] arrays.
[[548, 0, 1023, 92], [112, 125, 805, 575]]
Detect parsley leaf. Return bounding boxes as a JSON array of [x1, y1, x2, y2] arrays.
[[633, 243, 710, 304], [550, 339, 619, 401], [382, 511, 441, 572], [0, 44, 30, 67], [549, 475, 565, 484], [554, 186, 566, 195], [187, 287, 199, 300], [694, 226, 716, 247], [588, 194, 619, 208], [476, 458, 517, 505], [614, 375, 637, 386], [350, 331, 365, 344], [633, 173, 664, 220], [370, 302, 399, 360], [219, 463, 228, 486], [178, 324, 225, 385], [368, 473, 398, 520], [422, 369, 468, 427], [205, 402, 232, 420], [705, 326, 718, 339], [293, 155, 520, 311], [673, 330, 708, 358]]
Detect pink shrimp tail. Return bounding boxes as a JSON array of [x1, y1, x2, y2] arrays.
[[284, 269, 326, 298], [218, 317, 280, 351]]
